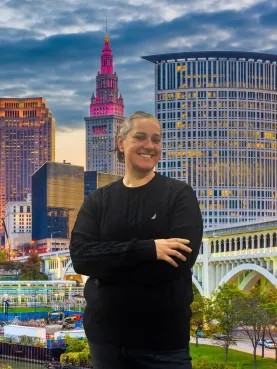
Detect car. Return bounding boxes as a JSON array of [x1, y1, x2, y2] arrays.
[[213, 333, 227, 340], [258, 339, 276, 349]]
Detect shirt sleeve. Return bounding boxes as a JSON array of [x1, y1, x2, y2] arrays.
[[69, 190, 156, 277], [168, 182, 203, 270]]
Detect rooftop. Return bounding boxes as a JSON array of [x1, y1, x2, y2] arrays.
[[142, 51, 277, 64]]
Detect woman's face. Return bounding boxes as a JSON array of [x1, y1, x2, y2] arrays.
[[118, 117, 162, 175]]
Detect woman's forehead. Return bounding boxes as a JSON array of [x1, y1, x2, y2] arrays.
[[130, 118, 161, 132]]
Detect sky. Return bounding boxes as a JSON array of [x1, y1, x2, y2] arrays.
[[1, 0, 277, 167]]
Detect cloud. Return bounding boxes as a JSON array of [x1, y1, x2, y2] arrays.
[[0, 0, 276, 134]]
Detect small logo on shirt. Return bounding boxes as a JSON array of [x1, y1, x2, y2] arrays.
[[150, 213, 157, 220]]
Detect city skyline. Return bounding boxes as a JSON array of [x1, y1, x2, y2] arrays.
[[146, 51, 277, 228], [1, 0, 277, 166]]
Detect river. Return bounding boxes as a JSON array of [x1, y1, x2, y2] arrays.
[[0, 359, 44, 369]]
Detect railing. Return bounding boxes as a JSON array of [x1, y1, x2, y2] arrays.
[[210, 246, 277, 258], [0, 342, 64, 362]]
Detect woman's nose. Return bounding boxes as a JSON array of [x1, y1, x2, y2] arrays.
[[144, 137, 154, 148]]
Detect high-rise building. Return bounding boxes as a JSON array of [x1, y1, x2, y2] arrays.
[[4, 198, 32, 253], [85, 34, 124, 175], [0, 97, 55, 244], [32, 162, 84, 246], [84, 171, 98, 198], [84, 171, 123, 197], [142, 51, 277, 229]]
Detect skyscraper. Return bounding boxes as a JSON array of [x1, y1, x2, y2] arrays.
[[0, 97, 55, 244], [142, 51, 277, 229], [32, 162, 84, 242], [85, 34, 124, 175]]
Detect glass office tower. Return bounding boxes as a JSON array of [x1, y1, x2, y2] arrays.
[[142, 51, 277, 228], [0, 97, 55, 244], [32, 162, 84, 241]]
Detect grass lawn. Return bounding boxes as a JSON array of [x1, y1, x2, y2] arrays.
[[4, 307, 51, 313], [191, 343, 277, 369]]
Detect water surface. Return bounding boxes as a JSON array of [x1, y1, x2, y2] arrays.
[[0, 359, 44, 369]]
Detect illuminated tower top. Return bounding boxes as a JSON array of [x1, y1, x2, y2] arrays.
[[90, 34, 124, 117], [101, 34, 113, 74]]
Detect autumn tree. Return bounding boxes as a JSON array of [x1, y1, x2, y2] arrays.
[[237, 285, 270, 369], [260, 284, 277, 362], [212, 283, 243, 362], [20, 251, 48, 280], [0, 249, 8, 263], [190, 286, 213, 347]]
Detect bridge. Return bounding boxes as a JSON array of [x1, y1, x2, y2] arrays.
[[15, 219, 277, 297]]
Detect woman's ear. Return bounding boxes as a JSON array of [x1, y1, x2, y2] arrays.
[[117, 137, 124, 152]]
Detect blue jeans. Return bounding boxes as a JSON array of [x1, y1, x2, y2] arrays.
[[88, 342, 192, 369]]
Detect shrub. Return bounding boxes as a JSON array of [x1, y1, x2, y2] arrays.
[[60, 338, 91, 367]]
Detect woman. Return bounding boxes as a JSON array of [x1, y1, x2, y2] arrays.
[[70, 111, 203, 369]]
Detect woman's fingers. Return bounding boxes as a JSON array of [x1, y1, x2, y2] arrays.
[[168, 238, 192, 252], [154, 238, 191, 267], [164, 255, 178, 268], [168, 249, 187, 262]]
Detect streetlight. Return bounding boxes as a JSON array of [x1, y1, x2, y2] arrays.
[[50, 231, 61, 253]]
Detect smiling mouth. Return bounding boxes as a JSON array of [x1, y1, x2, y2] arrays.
[[139, 153, 153, 158]]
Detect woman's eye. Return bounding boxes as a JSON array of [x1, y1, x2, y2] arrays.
[[153, 138, 161, 143]]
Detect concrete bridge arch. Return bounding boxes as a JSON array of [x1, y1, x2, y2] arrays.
[[218, 263, 277, 292], [192, 275, 204, 295]]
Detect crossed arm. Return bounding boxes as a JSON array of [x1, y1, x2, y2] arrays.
[[70, 184, 203, 277]]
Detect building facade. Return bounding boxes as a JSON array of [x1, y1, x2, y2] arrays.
[[85, 34, 124, 175], [0, 97, 55, 244], [84, 171, 122, 197], [32, 162, 84, 245], [143, 51, 277, 228], [4, 199, 32, 253]]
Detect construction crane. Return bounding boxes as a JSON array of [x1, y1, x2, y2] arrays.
[[2, 219, 11, 260]]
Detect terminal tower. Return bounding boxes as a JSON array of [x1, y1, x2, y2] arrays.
[[85, 34, 124, 175]]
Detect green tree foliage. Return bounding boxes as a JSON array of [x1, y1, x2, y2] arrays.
[[63, 335, 89, 353], [0, 249, 8, 263], [259, 284, 277, 362], [212, 283, 243, 362], [237, 285, 273, 369], [60, 336, 91, 367], [191, 287, 213, 346], [20, 251, 48, 280]]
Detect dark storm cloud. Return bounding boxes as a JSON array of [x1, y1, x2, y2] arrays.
[[0, 0, 276, 130]]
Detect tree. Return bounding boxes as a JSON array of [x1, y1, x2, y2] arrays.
[[237, 285, 270, 369], [0, 249, 8, 263], [212, 283, 242, 362], [63, 335, 89, 353], [190, 288, 212, 347], [60, 336, 91, 367], [20, 251, 48, 280], [260, 284, 277, 362]]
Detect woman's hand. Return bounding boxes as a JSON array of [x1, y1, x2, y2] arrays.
[[154, 238, 191, 268]]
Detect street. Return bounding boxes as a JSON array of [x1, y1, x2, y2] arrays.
[[191, 337, 276, 359]]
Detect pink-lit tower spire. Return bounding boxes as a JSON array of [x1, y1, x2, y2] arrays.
[[85, 33, 124, 175], [90, 34, 124, 117]]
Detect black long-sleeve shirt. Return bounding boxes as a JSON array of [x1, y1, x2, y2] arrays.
[[70, 173, 203, 349]]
